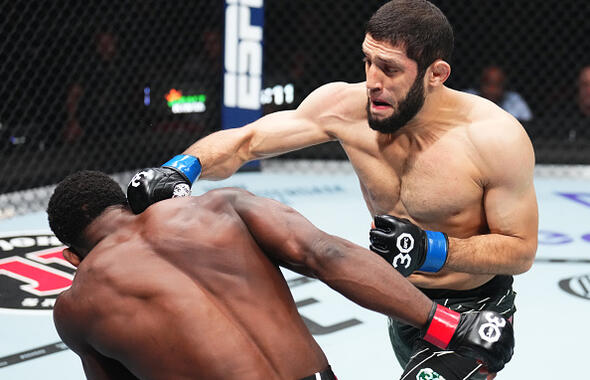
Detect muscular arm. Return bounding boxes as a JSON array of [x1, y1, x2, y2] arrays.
[[218, 188, 432, 328], [183, 83, 345, 180], [446, 118, 538, 275]]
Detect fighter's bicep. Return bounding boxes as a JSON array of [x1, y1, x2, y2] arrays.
[[483, 176, 538, 243], [246, 110, 331, 158], [246, 82, 348, 156], [475, 118, 538, 241]]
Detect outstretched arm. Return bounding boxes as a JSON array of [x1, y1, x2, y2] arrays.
[[127, 82, 346, 214], [184, 83, 344, 180], [217, 187, 432, 328]]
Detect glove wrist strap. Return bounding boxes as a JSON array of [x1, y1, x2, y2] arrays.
[[421, 231, 448, 272], [422, 304, 460, 349], [162, 155, 202, 184]]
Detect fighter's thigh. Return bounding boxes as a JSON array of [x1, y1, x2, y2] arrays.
[[400, 341, 490, 380]]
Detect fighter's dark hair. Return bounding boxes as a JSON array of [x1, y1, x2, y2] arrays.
[[365, 0, 454, 71], [47, 170, 128, 252]]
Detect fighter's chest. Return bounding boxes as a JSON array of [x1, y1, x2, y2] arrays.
[[353, 142, 484, 224]]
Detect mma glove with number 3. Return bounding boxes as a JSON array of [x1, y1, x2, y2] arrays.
[[423, 303, 514, 373], [127, 155, 202, 214], [369, 214, 449, 277]]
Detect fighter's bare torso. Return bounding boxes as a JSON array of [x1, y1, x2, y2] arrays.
[[318, 82, 531, 290], [54, 195, 328, 380]]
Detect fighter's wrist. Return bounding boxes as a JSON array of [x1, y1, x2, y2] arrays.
[[422, 303, 460, 349], [420, 230, 448, 272], [162, 154, 202, 184]]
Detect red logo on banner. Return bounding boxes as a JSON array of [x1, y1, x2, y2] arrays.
[[0, 233, 74, 311]]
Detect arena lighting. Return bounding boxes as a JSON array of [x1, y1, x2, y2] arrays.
[[165, 88, 207, 114]]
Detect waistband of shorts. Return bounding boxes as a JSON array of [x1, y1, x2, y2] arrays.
[[418, 275, 514, 300], [300, 365, 337, 380]]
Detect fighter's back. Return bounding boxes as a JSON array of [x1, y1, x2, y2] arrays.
[[54, 190, 328, 380]]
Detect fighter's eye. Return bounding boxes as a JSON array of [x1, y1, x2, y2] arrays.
[[385, 67, 399, 75]]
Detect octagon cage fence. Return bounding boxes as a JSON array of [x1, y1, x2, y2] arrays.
[[1, 0, 589, 218]]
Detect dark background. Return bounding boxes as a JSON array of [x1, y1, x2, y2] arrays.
[[1, 0, 589, 194]]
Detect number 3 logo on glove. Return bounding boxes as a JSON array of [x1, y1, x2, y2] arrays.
[[129, 170, 154, 188], [392, 253, 412, 269], [392, 233, 414, 269]]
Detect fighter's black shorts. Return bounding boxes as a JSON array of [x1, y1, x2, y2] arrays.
[[388, 275, 516, 380], [300, 365, 337, 380]]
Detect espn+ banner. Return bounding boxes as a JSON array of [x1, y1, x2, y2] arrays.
[[223, 0, 264, 129]]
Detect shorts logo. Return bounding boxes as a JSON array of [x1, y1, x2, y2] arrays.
[[558, 274, 590, 301], [478, 312, 506, 343], [416, 368, 446, 380], [0, 233, 73, 311]]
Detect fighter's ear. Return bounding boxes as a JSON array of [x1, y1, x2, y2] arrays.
[[62, 248, 81, 267], [426, 59, 451, 87]]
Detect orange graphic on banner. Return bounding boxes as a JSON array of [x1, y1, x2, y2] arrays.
[[165, 89, 183, 103]]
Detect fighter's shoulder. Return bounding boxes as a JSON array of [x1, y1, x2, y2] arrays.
[[306, 81, 363, 99], [462, 92, 529, 144], [300, 81, 366, 117], [461, 92, 535, 173], [53, 291, 85, 351], [149, 188, 250, 224]]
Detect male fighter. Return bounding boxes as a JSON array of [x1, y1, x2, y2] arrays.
[[49, 171, 513, 379], [127, 1, 537, 377]]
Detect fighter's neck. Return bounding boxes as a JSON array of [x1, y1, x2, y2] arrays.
[[83, 206, 136, 252], [405, 86, 462, 130]]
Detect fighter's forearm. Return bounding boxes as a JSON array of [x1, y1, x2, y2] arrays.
[[309, 234, 433, 328], [183, 127, 254, 180], [182, 108, 333, 180], [446, 233, 536, 275]]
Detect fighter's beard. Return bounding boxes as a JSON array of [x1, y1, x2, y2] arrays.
[[367, 73, 426, 134]]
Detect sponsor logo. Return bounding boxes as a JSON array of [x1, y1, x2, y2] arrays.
[[478, 312, 506, 343], [396, 233, 414, 253], [558, 274, 590, 301], [0, 233, 73, 311], [416, 368, 446, 380], [172, 183, 191, 198]]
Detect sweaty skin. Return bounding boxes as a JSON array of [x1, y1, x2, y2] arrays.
[[54, 189, 433, 380], [181, 35, 538, 291]]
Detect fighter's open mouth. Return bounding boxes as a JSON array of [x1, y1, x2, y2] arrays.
[[372, 100, 391, 107]]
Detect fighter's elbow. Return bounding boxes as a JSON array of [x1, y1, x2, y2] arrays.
[[303, 235, 347, 279], [512, 244, 537, 274]]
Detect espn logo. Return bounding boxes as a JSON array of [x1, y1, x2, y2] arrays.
[[224, 0, 263, 110]]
